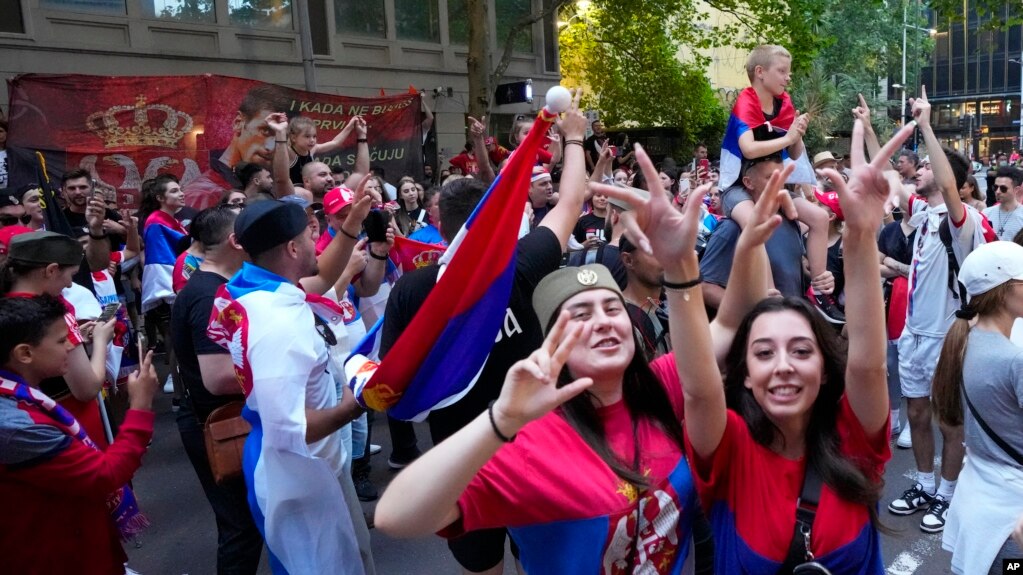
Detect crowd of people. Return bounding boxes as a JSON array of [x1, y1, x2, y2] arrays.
[[3, 43, 1023, 575]]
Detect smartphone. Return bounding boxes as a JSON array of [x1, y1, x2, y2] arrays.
[[97, 302, 121, 323], [609, 145, 618, 157], [137, 332, 148, 358], [698, 158, 710, 171], [363, 209, 391, 243]]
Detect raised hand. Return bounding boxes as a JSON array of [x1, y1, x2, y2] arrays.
[[555, 88, 585, 141], [265, 112, 288, 135], [343, 174, 376, 234], [817, 119, 917, 232], [468, 116, 487, 139], [85, 195, 107, 234], [492, 311, 593, 435], [355, 116, 368, 139], [127, 350, 159, 411], [735, 163, 793, 250], [909, 85, 931, 129], [852, 93, 871, 124]]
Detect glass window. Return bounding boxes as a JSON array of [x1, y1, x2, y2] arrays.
[[0, 0, 25, 32], [310, 0, 331, 54], [496, 0, 532, 53], [542, 0, 558, 72], [396, 0, 439, 42], [335, 0, 385, 38], [144, 0, 216, 23], [448, 0, 469, 45], [40, 0, 126, 15], [229, 0, 293, 28]]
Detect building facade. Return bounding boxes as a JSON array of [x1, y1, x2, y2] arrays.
[[0, 0, 562, 173], [919, 2, 1022, 158]]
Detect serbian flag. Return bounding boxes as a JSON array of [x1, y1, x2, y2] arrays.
[[719, 87, 815, 189], [141, 211, 186, 313], [386, 236, 445, 283], [346, 106, 558, 421]]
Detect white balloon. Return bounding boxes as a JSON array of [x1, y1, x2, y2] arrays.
[[544, 86, 572, 114]]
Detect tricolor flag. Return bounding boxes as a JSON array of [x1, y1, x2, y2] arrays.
[[208, 263, 363, 575], [346, 107, 559, 421], [140, 211, 186, 313], [719, 87, 815, 189], [385, 235, 445, 284]]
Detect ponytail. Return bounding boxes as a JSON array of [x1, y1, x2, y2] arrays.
[[932, 314, 972, 427]]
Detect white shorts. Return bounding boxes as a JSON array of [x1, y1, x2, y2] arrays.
[[898, 332, 944, 398]]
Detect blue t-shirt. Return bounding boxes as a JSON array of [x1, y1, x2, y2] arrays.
[[700, 218, 804, 298]]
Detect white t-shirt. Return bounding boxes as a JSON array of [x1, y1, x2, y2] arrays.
[[904, 196, 985, 337], [983, 204, 1023, 242], [0, 149, 8, 188]]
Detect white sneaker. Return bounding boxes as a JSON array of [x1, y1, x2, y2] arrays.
[[896, 425, 912, 449], [163, 375, 174, 394], [369, 444, 382, 456]]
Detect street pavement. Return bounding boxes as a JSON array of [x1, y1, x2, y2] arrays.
[[125, 391, 954, 574]]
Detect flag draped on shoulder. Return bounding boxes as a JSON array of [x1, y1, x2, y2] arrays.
[[346, 107, 560, 421], [719, 87, 815, 188], [207, 262, 363, 575], [140, 211, 186, 313]]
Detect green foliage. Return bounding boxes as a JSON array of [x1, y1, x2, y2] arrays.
[[228, 0, 292, 27], [157, 0, 214, 22], [928, 0, 1022, 29]]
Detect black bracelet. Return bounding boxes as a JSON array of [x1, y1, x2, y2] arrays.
[[357, 138, 368, 143], [487, 400, 516, 443], [88, 231, 108, 240], [275, 140, 287, 143], [368, 250, 388, 261], [338, 227, 359, 240], [662, 274, 702, 290], [564, 139, 584, 148]]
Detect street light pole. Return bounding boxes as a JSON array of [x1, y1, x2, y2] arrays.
[[1012, 58, 1023, 148], [902, 2, 908, 126]]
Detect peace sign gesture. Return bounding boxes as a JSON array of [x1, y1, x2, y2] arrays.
[[491, 311, 593, 436], [817, 119, 917, 233]]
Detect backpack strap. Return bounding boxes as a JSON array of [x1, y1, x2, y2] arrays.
[[938, 215, 969, 309]]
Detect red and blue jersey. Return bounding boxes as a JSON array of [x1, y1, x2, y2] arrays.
[[443, 365, 697, 575], [685, 397, 890, 575]]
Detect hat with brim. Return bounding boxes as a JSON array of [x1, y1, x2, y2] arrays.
[[8, 230, 84, 266], [323, 186, 355, 216], [813, 188, 844, 221], [813, 151, 837, 168], [532, 264, 623, 335], [606, 184, 650, 212], [959, 241, 1023, 301]]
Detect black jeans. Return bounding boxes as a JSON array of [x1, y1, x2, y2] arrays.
[[176, 403, 263, 575]]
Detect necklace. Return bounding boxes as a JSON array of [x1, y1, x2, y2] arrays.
[[998, 205, 1019, 237]]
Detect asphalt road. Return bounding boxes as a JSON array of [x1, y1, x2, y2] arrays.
[[124, 393, 954, 575]]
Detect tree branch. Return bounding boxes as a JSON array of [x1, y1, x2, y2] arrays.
[[489, 0, 574, 91]]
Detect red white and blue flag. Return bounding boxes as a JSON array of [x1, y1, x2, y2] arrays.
[[346, 108, 559, 421], [719, 87, 815, 189], [141, 211, 186, 313]]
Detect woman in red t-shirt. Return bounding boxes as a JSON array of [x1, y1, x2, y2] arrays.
[[601, 120, 916, 574]]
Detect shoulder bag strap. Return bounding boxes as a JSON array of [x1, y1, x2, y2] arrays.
[[962, 384, 1023, 466], [778, 463, 824, 573]]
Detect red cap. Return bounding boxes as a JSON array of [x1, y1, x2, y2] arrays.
[[530, 165, 552, 183], [0, 226, 34, 255], [813, 188, 844, 221], [323, 186, 355, 215]]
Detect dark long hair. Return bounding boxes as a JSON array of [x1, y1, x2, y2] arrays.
[[724, 297, 886, 529], [138, 174, 179, 227], [551, 309, 686, 489]]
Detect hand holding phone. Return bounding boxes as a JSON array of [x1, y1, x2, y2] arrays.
[[97, 302, 121, 323]]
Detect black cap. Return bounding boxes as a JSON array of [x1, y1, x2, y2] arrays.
[[234, 200, 309, 257], [8, 231, 84, 266], [0, 193, 20, 208]]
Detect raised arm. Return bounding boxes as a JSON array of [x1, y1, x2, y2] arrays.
[[914, 86, 964, 223], [852, 94, 884, 162], [312, 116, 359, 156], [84, 196, 111, 272], [538, 89, 586, 249], [375, 313, 591, 537], [468, 116, 495, 185], [298, 175, 373, 295], [353, 117, 370, 177], [121, 212, 141, 261], [820, 119, 917, 436], [267, 113, 295, 198]]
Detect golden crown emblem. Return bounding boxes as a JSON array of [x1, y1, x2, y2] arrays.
[[86, 94, 193, 148], [413, 249, 442, 269]]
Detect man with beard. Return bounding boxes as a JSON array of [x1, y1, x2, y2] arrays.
[[207, 196, 377, 574], [235, 162, 275, 202]]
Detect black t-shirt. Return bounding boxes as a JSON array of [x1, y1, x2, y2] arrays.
[[877, 220, 915, 266], [751, 97, 783, 143], [170, 270, 243, 421], [66, 207, 125, 295], [826, 238, 844, 301], [572, 212, 607, 244], [583, 134, 607, 165], [289, 151, 314, 185], [380, 226, 562, 443]]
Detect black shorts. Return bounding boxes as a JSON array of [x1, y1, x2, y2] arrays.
[[447, 527, 520, 572]]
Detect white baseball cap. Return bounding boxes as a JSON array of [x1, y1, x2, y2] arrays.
[[959, 241, 1023, 300]]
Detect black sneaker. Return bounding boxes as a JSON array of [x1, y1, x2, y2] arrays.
[[808, 288, 846, 324], [888, 483, 934, 515], [388, 448, 422, 470], [353, 473, 378, 502], [920, 495, 949, 533]]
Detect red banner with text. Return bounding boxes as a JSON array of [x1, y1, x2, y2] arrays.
[[7, 73, 423, 209]]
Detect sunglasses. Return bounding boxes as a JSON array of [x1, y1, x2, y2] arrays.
[[995, 184, 1014, 193], [0, 214, 32, 226]]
